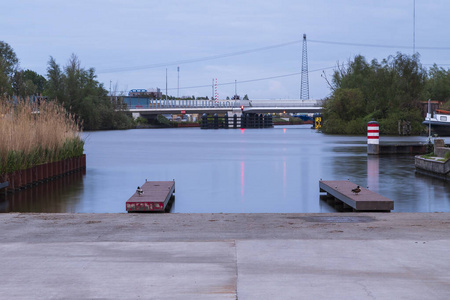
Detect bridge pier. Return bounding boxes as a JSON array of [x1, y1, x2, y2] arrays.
[[201, 113, 273, 129]]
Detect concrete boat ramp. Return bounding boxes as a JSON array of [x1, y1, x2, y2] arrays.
[[1, 213, 450, 299]]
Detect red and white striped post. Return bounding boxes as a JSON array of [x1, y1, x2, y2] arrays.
[[214, 78, 219, 104], [367, 121, 379, 155]]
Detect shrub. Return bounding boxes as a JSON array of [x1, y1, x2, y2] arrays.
[[0, 97, 83, 175]]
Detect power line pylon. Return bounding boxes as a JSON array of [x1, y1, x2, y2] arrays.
[[300, 34, 309, 100]]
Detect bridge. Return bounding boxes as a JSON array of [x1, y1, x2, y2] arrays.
[[123, 99, 323, 116]]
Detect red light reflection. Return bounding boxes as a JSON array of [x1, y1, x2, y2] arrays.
[[241, 161, 245, 197]]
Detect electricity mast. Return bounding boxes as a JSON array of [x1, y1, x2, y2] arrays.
[[300, 34, 309, 100]]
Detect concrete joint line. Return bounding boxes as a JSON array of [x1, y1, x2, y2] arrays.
[[233, 239, 239, 300]]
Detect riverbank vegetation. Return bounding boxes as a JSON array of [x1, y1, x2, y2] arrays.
[[322, 53, 426, 135], [45, 54, 134, 130], [322, 52, 450, 135], [1, 41, 134, 131], [421, 151, 450, 162], [0, 98, 83, 175]]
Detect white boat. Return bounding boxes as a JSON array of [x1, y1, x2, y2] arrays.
[[423, 109, 450, 136]]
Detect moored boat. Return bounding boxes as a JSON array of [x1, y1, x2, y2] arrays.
[[423, 109, 450, 136]]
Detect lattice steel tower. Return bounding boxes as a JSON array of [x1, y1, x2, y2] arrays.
[[300, 34, 309, 100]]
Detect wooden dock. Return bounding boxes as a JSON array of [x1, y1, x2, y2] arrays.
[[126, 180, 175, 212], [319, 180, 394, 212]]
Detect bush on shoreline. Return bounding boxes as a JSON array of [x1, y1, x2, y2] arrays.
[[322, 53, 426, 135], [0, 98, 84, 175]]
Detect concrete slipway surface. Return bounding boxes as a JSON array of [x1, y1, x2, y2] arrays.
[[1, 213, 450, 300]]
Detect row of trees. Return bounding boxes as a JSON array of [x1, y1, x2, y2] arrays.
[[45, 55, 133, 130], [0, 41, 133, 130], [322, 53, 450, 135]]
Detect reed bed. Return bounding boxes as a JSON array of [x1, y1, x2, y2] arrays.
[[0, 98, 84, 176]]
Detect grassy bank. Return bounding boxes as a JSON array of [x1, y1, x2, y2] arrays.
[[0, 98, 84, 175]]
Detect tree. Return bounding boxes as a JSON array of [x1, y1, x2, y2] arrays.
[[23, 69, 46, 95], [0, 65, 9, 96], [322, 88, 366, 134], [44, 54, 133, 130], [64, 54, 83, 110], [423, 64, 450, 103], [45, 56, 66, 103], [12, 70, 25, 97], [243, 94, 249, 100], [12, 70, 36, 98], [0, 41, 19, 78], [323, 53, 426, 135], [0, 41, 19, 95], [10, 68, 47, 98]]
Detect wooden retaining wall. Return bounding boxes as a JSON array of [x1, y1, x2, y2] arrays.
[[379, 144, 429, 155], [0, 154, 86, 193]]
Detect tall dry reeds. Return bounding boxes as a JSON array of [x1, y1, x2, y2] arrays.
[[0, 97, 84, 175]]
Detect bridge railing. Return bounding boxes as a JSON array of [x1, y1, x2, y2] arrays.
[[248, 100, 324, 107], [125, 99, 324, 110], [126, 99, 241, 110]]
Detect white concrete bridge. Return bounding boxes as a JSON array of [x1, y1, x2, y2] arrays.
[[124, 99, 323, 116]]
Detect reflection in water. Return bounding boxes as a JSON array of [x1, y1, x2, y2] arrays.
[[0, 172, 85, 213], [413, 172, 450, 212], [240, 161, 245, 197], [330, 153, 450, 212], [367, 155, 379, 192], [1, 126, 449, 213]]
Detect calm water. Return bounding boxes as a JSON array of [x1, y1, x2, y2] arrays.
[[1, 125, 450, 213]]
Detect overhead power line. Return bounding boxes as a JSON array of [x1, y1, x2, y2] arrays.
[[103, 37, 450, 95], [99, 38, 450, 75], [168, 60, 450, 93], [112, 65, 337, 94], [165, 66, 336, 91], [98, 40, 302, 74], [308, 39, 450, 50]]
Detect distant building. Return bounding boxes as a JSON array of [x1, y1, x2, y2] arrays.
[[128, 88, 162, 99], [420, 100, 442, 118]]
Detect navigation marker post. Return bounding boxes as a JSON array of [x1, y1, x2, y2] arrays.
[[367, 121, 380, 155]]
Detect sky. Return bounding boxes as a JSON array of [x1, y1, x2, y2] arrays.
[[2, 0, 450, 100]]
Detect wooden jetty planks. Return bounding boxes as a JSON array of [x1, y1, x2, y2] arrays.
[[319, 180, 394, 211], [126, 181, 175, 212]]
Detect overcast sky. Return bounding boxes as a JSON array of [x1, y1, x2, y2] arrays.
[[2, 0, 450, 100]]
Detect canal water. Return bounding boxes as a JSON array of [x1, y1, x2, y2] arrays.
[[1, 125, 449, 213]]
